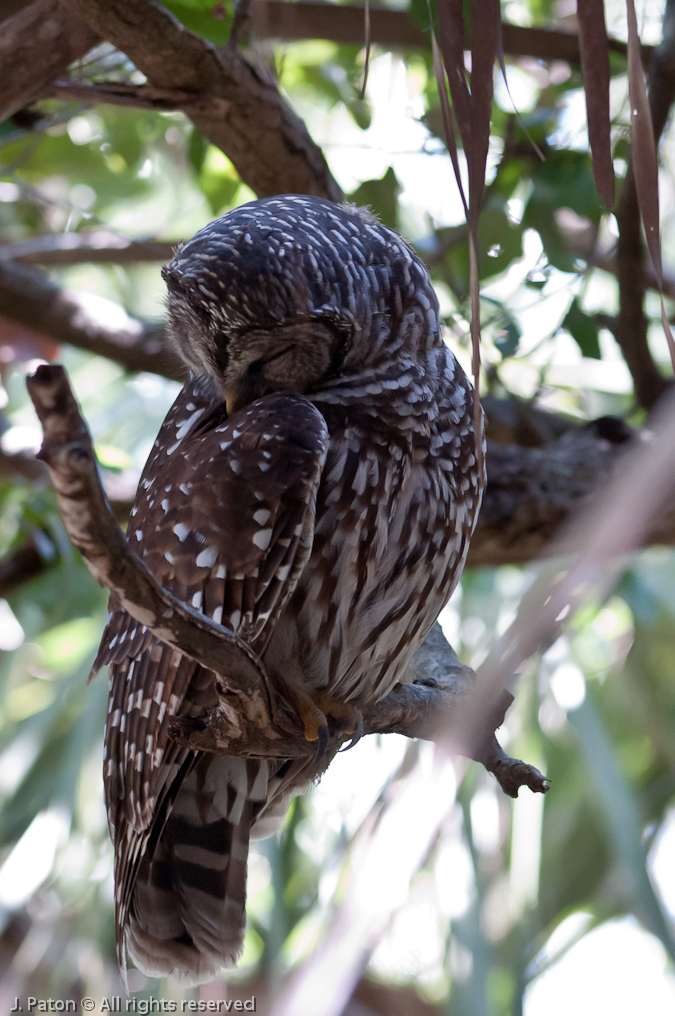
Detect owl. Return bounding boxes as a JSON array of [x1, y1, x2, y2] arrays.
[[91, 195, 484, 985]]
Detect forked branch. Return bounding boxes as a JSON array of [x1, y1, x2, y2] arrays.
[[26, 364, 548, 797]]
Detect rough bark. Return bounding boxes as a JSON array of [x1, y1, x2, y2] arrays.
[[58, 0, 341, 201], [0, 0, 99, 123]]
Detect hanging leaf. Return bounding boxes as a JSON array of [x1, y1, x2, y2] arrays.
[[349, 167, 401, 231], [577, 0, 615, 208], [625, 0, 675, 373], [562, 298, 602, 360], [467, 0, 500, 220], [432, 0, 502, 471], [435, 0, 471, 160], [358, 0, 371, 100]]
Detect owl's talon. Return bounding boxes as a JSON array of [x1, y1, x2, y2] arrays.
[[338, 713, 364, 752], [317, 722, 329, 757]]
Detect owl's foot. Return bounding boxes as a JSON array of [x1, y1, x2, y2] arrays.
[[289, 689, 362, 754]]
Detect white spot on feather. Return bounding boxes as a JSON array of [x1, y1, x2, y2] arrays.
[[253, 528, 272, 550], [173, 523, 190, 542], [175, 408, 204, 441], [196, 546, 219, 568]]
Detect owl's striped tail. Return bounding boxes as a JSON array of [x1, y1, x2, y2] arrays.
[[123, 755, 272, 986]]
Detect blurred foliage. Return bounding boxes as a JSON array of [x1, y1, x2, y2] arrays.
[[1, 0, 675, 1013]]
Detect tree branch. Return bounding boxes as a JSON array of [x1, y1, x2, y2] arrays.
[[0, 536, 55, 598], [58, 0, 341, 201], [4, 265, 674, 570], [0, 0, 99, 123], [614, 0, 675, 411], [250, 1, 649, 64], [25, 362, 547, 797], [468, 419, 639, 567], [0, 233, 177, 268], [0, 259, 184, 380]]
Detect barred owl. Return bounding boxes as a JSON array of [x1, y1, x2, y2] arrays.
[[92, 195, 484, 985]]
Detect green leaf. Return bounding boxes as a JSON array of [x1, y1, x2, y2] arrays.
[[570, 692, 675, 960], [494, 316, 521, 357], [349, 168, 401, 231], [562, 298, 602, 359], [163, 0, 232, 46]]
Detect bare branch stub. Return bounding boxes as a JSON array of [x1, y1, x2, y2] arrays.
[[26, 363, 547, 797]]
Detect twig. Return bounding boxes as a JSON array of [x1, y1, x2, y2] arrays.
[[25, 363, 547, 798], [0, 446, 48, 483], [49, 80, 232, 116], [0, 233, 177, 267], [228, 0, 252, 51]]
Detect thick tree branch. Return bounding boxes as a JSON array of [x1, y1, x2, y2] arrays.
[[468, 420, 637, 567], [0, 0, 99, 123], [58, 0, 341, 201], [0, 259, 184, 380], [615, 0, 675, 411], [25, 363, 547, 797]]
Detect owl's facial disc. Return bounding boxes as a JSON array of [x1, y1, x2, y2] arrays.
[[215, 320, 345, 413]]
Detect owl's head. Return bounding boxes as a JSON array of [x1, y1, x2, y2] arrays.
[[162, 195, 441, 412]]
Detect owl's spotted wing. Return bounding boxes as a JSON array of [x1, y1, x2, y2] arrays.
[[93, 380, 328, 981], [97, 379, 328, 818]]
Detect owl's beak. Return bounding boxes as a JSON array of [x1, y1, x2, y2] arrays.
[[222, 372, 274, 416]]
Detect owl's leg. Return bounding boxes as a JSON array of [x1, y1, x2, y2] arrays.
[[288, 688, 362, 752]]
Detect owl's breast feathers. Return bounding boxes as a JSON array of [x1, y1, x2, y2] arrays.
[[285, 341, 484, 703]]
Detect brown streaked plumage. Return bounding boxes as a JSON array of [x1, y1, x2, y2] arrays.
[[92, 195, 485, 984]]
